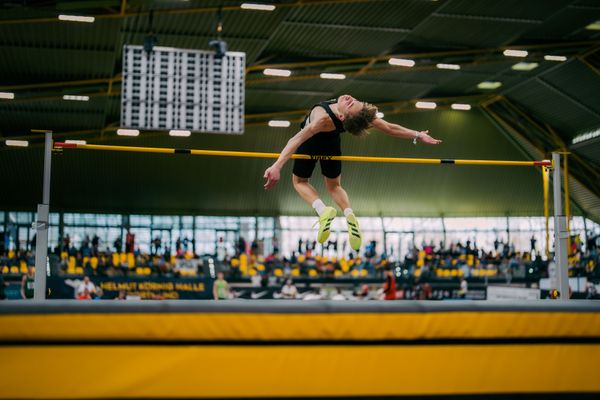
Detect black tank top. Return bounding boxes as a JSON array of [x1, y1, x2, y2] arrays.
[[296, 100, 346, 156]]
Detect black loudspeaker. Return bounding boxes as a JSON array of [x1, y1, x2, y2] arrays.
[[209, 39, 228, 59]]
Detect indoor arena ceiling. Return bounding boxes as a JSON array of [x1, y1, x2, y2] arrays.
[[0, 0, 599, 220]]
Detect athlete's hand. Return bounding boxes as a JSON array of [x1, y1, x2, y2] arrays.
[[263, 165, 281, 190], [418, 130, 442, 145]]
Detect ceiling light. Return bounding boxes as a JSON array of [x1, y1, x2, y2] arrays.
[[320, 73, 346, 80], [65, 140, 86, 145], [63, 95, 89, 101], [388, 58, 415, 67], [263, 68, 291, 77], [415, 101, 437, 109], [572, 128, 600, 144], [436, 63, 461, 70], [503, 49, 528, 57], [58, 14, 95, 23], [268, 120, 291, 128], [240, 3, 276, 11], [585, 20, 600, 30], [512, 62, 539, 71], [376, 112, 384, 118], [169, 130, 191, 137], [477, 81, 502, 90], [0, 92, 15, 99], [544, 55, 567, 62], [5, 140, 28, 147], [117, 129, 139, 136], [451, 103, 471, 111]]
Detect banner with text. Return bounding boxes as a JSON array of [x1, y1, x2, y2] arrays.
[[47, 276, 211, 300]]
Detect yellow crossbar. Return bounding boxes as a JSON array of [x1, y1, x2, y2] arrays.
[[54, 142, 552, 167]]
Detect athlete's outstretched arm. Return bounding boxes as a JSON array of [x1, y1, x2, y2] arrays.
[[263, 115, 329, 190], [371, 118, 442, 144]]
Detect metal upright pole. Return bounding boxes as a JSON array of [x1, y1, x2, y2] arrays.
[[441, 216, 446, 249], [564, 153, 572, 255], [33, 131, 52, 301], [552, 152, 570, 300], [380, 215, 387, 256], [542, 165, 550, 259]]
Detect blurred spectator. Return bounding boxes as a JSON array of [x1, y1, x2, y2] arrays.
[[302, 289, 321, 301], [283, 261, 292, 277], [77, 288, 92, 300], [267, 274, 279, 287], [115, 290, 128, 300], [421, 281, 433, 300], [82, 235, 91, 257], [91, 287, 104, 300], [213, 271, 230, 300], [281, 279, 298, 299], [331, 287, 346, 301], [92, 235, 100, 255], [250, 273, 261, 287], [458, 277, 468, 299], [585, 281, 597, 299], [29, 233, 36, 252], [76, 276, 96, 298], [113, 236, 122, 253], [216, 236, 226, 261], [236, 236, 246, 255], [0, 274, 7, 300], [63, 234, 71, 251], [20, 266, 35, 300], [152, 236, 162, 255], [355, 284, 370, 300], [125, 230, 135, 253], [383, 268, 396, 300]]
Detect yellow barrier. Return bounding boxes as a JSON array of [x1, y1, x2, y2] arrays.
[[1, 344, 599, 398], [1, 304, 599, 398]]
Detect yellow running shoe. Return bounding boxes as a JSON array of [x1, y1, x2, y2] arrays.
[[346, 213, 362, 251], [317, 206, 337, 244]]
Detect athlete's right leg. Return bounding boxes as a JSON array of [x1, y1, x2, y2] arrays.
[[292, 174, 336, 244]]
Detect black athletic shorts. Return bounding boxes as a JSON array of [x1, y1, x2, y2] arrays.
[[293, 157, 341, 179], [293, 131, 341, 179]]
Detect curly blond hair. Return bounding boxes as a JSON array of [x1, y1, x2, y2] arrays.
[[343, 102, 378, 137]]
